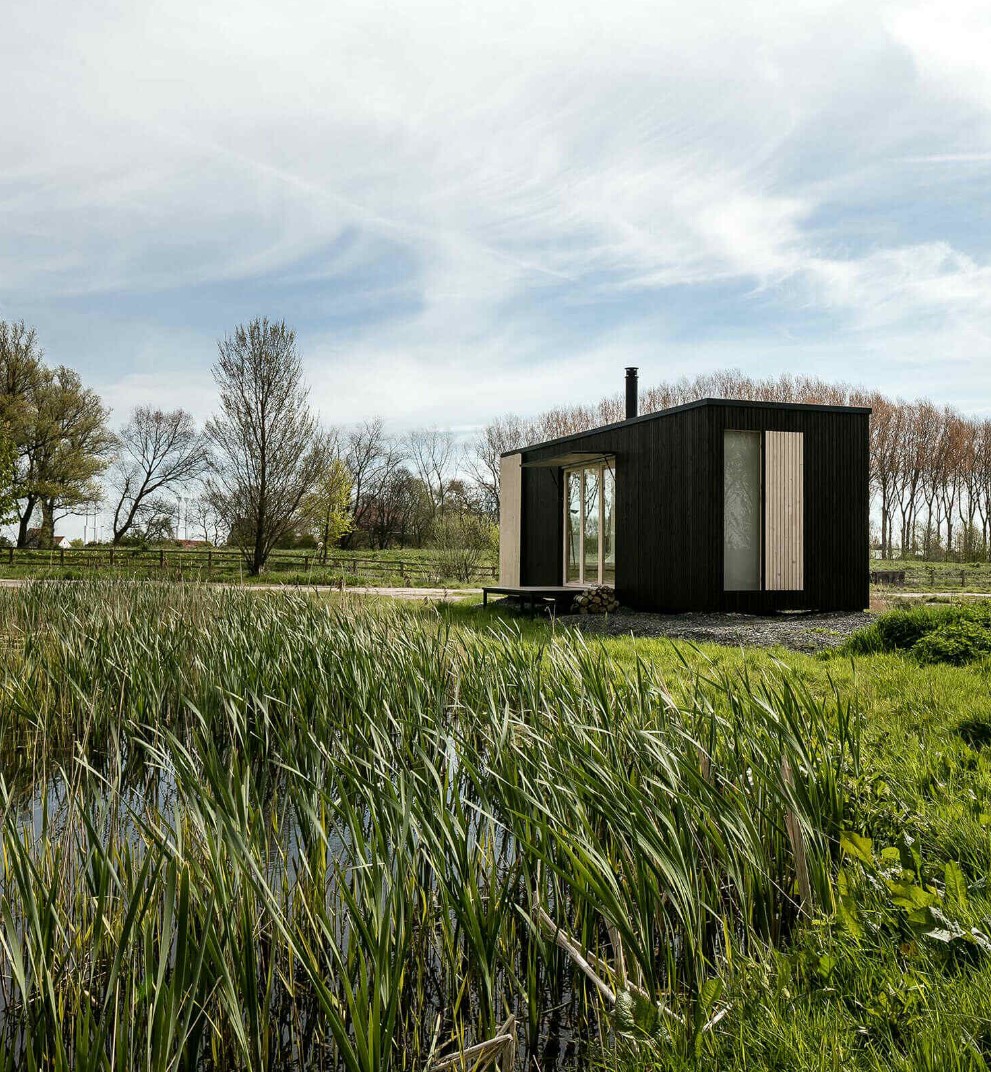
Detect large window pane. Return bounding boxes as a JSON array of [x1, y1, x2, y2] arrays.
[[724, 431, 761, 590], [602, 466, 615, 585], [564, 461, 616, 586], [583, 468, 599, 583], [566, 470, 581, 582]]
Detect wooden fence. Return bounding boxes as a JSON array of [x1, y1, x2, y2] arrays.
[[2, 546, 499, 582], [869, 564, 991, 591]]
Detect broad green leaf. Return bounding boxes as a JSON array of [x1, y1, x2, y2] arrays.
[[944, 861, 968, 910], [840, 831, 873, 865]]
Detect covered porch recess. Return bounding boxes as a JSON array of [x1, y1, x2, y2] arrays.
[[481, 585, 588, 614]]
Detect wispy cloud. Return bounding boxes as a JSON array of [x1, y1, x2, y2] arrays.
[[3, 0, 991, 433]]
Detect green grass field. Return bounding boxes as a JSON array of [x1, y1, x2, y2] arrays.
[[0, 545, 495, 588], [872, 559, 991, 593], [0, 582, 988, 1069], [6, 545, 991, 594]]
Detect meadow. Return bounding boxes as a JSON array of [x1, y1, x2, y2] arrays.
[[11, 545, 991, 595], [0, 546, 496, 589], [0, 582, 987, 1070]]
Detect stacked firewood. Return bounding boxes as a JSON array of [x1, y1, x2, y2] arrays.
[[572, 585, 620, 614]]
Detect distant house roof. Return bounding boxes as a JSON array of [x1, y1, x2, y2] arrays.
[[24, 529, 70, 549]]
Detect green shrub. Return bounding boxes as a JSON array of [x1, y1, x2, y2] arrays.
[[844, 601, 991, 658], [912, 620, 991, 665], [875, 605, 963, 650]]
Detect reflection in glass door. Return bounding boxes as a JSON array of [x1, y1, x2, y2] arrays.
[[723, 431, 761, 590], [602, 467, 615, 584], [584, 468, 599, 582], [564, 461, 615, 585], [566, 470, 581, 582]]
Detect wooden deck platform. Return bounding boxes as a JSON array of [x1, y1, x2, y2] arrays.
[[482, 585, 585, 613]]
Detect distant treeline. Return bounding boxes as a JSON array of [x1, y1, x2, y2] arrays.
[[466, 370, 991, 562], [4, 315, 989, 565]]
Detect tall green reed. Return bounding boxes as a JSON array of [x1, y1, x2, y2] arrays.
[[0, 581, 860, 1069]]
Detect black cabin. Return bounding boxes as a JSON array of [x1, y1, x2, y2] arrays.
[[498, 376, 870, 613]]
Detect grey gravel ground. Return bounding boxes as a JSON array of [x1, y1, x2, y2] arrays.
[[566, 608, 873, 652]]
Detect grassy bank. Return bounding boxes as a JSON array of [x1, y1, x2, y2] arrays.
[[0, 583, 987, 1069]]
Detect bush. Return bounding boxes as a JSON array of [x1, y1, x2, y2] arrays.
[[429, 513, 497, 583], [845, 604, 979, 655], [875, 605, 964, 651], [911, 620, 991, 665], [844, 600, 991, 664]]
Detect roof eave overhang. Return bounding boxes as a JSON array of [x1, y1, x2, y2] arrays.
[[521, 451, 615, 469]]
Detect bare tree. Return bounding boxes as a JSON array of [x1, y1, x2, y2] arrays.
[[343, 418, 406, 546], [107, 407, 210, 543], [406, 427, 456, 520], [464, 415, 534, 517], [205, 318, 326, 575], [189, 490, 226, 545]]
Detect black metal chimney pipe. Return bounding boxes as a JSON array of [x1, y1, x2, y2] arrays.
[[625, 367, 639, 420]]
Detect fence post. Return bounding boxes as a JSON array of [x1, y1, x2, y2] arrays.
[[160, 548, 165, 569], [109, 546, 115, 566], [59, 547, 64, 566], [208, 549, 212, 575], [7, 547, 12, 565]]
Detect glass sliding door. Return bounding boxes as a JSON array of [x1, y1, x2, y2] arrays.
[[564, 460, 615, 586], [723, 431, 761, 590], [602, 466, 615, 585], [583, 468, 600, 582], [565, 470, 581, 582]]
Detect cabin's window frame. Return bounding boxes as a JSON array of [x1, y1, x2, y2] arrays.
[[723, 429, 764, 592], [722, 428, 805, 593], [563, 459, 615, 586]]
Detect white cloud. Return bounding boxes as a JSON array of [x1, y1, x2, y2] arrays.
[[3, 0, 991, 429]]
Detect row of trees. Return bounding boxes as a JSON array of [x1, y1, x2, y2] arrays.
[[0, 318, 495, 574], [4, 318, 989, 569], [467, 370, 991, 562]]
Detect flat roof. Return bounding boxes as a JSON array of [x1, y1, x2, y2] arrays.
[[501, 396, 872, 457]]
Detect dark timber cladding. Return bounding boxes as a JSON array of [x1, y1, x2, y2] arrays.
[[509, 398, 870, 613]]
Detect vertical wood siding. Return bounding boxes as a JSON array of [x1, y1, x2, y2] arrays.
[[514, 400, 869, 612], [498, 453, 521, 585], [765, 431, 804, 590]]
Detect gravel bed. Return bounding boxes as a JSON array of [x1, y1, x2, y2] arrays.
[[564, 608, 873, 653]]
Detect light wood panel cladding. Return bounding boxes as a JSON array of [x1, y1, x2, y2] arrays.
[[499, 453, 522, 585], [765, 431, 804, 590]]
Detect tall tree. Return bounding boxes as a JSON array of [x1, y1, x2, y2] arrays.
[[30, 367, 114, 547], [0, 321, 48, 542], [190, 490, 226, 546], [206, 318, 326, 575], [0, 322, 113, 546], [0, 434, 18, 527], [342, 418, 406, 547], [107, 406, 210, 543], [302, 456, 354, 563], [406, 427, 455, 520], [464, 415, 533, 518]]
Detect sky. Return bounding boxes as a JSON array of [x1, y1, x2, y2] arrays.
[[3, 0, 991, 453]]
